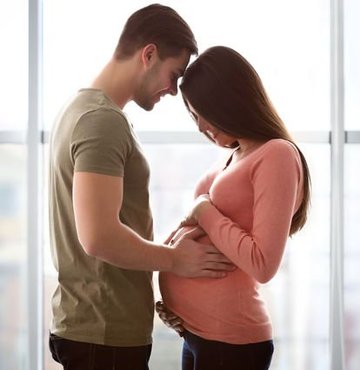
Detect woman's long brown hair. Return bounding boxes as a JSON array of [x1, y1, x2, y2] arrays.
[[180, 46, 311, 235]]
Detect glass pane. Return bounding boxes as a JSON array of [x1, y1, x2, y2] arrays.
[[265, 143, 330, 370], [0, 0, 28, 130], [344, 0, 360, 130], [344, 145, 360, 370], [145, 144, 223, 240], [42, 144, 62, 370], [43, 0, 158, 131], [43, 0, 330, 133], [0, 145, 27, 369], [127, 0, 330, 132]]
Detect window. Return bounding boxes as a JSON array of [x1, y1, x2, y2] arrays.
[[0, 1, 359, 369]]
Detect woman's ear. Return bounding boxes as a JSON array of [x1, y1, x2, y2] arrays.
[[141, 43, 158, 67]]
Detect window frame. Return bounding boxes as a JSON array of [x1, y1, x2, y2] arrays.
[[0, 0, 355, 369]]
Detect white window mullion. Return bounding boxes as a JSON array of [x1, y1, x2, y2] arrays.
[[330, 0, 345, 370], [27, 0, 43, 369]]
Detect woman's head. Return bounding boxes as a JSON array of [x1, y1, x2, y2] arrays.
[[180, 46, 291, 142], [180, 46, 311, 236]]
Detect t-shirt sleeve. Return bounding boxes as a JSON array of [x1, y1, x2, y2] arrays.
[[71, 109, 132, 176], [197, 141, 303, 283]]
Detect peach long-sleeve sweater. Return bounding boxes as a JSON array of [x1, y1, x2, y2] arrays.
[[159, 139, 304, 344]]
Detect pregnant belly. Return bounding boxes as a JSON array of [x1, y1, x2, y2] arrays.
[[159, 272, 221, 330], [159, 227, 270, 343], [160, 225, 226, 325], [159, 269, 270, 344]]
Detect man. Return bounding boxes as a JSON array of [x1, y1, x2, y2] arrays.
[[48, 4, 233, 370]]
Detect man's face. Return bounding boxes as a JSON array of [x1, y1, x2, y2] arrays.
[[134, 49, 190, 111]]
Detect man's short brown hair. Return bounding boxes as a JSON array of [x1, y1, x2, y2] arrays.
[[114, 4, 198, 60]]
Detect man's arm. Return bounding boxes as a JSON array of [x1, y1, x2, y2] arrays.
[[73, 171, 234, 277]]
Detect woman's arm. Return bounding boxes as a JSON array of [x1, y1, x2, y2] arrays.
[[188, 142, 303, 283]]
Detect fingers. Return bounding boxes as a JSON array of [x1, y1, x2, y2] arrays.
[[170, 235, 238, 278], [164, 215, 197, 245], [155, 301, 185, 336], [160, 313, 183, 328], [199, 194, 210, 201], [195, 269, 229, 278], [205, 261, 237, 272], [179, 217, 196, 228], [155, 301, 179, 321], [168, 227, 188, 246], [164, 229, 178, 245], [194, 245, 237, 275], [205, 258, 237, 273], [180, 226, 206, 241], [202, 244, 226, 254], [199, 245, 236, 267], [155, 300, 165, 312]]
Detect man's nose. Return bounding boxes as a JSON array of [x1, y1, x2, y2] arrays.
[[198, 121, 207, 133], [169, 82, 178, 96]]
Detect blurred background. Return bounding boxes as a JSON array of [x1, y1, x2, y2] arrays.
[[0, 0, 359, 369]]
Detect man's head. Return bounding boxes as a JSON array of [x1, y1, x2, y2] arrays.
[[105, 4, 197, 111], [114, 4, 198, 60], [113, 4, 198, 111], [133, 45, 190, 111]]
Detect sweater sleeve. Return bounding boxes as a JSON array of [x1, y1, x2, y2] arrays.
[[197, 141, 303, 283]]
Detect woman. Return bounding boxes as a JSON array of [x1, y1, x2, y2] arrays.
[[158, 46, 311, 370]]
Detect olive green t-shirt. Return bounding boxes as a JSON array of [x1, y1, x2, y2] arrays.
[[49, 89, 154, 346]]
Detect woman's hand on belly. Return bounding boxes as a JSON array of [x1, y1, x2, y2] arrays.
[[155, 300, 184, 336]]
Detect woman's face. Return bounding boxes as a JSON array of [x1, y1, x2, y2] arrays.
[[186, 101, 238, 148]]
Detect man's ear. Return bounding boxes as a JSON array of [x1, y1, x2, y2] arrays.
[[141, 43, 158, 67]]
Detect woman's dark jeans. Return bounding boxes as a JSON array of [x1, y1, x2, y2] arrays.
[[49, 333, 152, 370], [182, 330, 274, 370]]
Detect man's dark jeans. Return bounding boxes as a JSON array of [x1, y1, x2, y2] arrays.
[[49, 333, 152, 370]]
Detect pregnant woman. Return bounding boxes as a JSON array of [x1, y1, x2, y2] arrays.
[[158, 46, 311, 370]]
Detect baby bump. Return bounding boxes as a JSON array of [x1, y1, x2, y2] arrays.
[[160, 226, 240, 328], [161, 226, 217, 317], [159, 268, 268, 340], [160, 267, 248, 323], [159, 271, 221, 324]]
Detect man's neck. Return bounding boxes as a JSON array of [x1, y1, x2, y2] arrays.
[[91, 56, 140, 109]]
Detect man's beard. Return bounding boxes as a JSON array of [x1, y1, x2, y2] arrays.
[[134, 65, 160, 111]]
